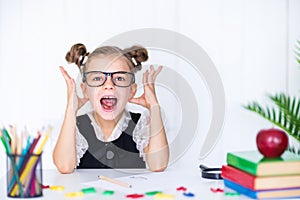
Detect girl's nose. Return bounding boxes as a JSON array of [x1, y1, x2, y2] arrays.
[[103, 76, 114, 89]]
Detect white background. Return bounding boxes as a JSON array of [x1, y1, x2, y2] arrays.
[[0, 0, 300, 177]]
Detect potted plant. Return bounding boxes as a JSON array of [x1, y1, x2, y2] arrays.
[[244, 39, 300, 154]]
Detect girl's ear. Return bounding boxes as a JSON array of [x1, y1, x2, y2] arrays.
[[129, 83, 137, 100], [81, 83, 88, 99]]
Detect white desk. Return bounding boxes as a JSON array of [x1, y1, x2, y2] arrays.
[[0, 166, 252, 200]]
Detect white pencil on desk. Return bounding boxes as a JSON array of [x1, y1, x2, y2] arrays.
[[98, 175, 132, 188]]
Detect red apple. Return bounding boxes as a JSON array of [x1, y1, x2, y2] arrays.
[[256, 128, 288, 158]]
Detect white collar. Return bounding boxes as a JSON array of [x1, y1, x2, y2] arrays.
[[87, 110, 131, 142]]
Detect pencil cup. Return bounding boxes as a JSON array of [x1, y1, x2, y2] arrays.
[[6, 153, 43, 198]]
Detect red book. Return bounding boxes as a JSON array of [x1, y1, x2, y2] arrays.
[[222, 165, 300, 190]]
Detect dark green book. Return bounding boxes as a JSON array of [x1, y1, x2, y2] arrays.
[[226, 151, 300, 176]]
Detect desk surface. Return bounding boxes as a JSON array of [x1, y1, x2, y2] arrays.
[[0, 166, 252, 200]]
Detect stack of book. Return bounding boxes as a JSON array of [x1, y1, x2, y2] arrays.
[[221, 151, 300, 199]]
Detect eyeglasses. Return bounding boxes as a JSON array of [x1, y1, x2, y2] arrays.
[[82, 71, 135, 87]]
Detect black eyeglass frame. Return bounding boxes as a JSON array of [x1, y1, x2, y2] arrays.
[[82, 71, 135, 87]]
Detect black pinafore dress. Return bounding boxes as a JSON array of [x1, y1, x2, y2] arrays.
[[76, 112, 146, 169]]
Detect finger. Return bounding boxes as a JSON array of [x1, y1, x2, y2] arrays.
[[143, 70, 149, 86], [129, 98, 139, 104], [129, 97, 143, 106], [152, 65, 163, 80], [78, 97, 89, 108], [69, 78, 76, 94], [59, 66, 76, 90], [148, 65, 155, 82], [59, 66, 72, 81], [150, 65, 155, 73], [148, 65, 162, 83]]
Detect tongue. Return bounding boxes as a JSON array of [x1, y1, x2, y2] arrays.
[[101, 98, 117, 110]]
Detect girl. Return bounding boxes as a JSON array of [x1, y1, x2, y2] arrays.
[[53, 43, 169, 173]]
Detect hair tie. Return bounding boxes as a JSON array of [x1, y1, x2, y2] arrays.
[[79, 54, 88, 66], [131, 57, 137, 66]]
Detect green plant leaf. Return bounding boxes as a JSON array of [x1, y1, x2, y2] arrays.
[[244, 93, 300, 143]]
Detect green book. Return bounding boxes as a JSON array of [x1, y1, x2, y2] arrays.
[[226, 151, 300, 176]]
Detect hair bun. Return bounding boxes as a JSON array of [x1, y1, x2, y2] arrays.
[[124, 45, 148, 71], [65, 43, 89, 69]]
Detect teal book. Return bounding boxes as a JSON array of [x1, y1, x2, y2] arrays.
[[226, 151, 300, 176], [224, 178, 300, 199]]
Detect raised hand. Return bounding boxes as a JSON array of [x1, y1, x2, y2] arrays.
[[59, 66, 88, 114], [129, 65, 162, 109]]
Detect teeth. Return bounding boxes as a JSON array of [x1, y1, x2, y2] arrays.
[[103, 96, 113, 99], [100, 96, 117, 109]]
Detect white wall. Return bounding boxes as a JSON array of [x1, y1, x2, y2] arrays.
[[0, 0, 299, 176]]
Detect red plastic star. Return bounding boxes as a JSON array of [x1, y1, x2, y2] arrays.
[[126, 193, 144, 199], [210, 188, 224, 193], [176, 186, 187, 191]]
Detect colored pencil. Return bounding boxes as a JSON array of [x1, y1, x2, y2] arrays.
[[9, 125, 17, 154], [98, 175, 132, 188], [0, 133, 9, 153], [2, 128, 11, 143], [17, 136, 32, 170], [19, 134, 41, 173]]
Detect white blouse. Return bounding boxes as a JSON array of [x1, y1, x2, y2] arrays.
[[75, 110, 150, 166]]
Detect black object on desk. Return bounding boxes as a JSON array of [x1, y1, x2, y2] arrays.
[[199, 164, 223, 180]]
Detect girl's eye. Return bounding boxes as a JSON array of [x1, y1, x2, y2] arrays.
[[115, 76, 126, 81], [92, 76, 103, 81]]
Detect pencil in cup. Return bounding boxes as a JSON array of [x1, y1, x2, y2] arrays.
[[7, 153, 43, 198], [10, 133, 49, 197], [98, 175, 132, 188]]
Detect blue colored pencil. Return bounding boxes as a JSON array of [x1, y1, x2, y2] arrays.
[[17, 136, 32, 170]]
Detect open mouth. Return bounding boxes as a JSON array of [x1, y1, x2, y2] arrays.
[[100, 96, 117, 111]]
